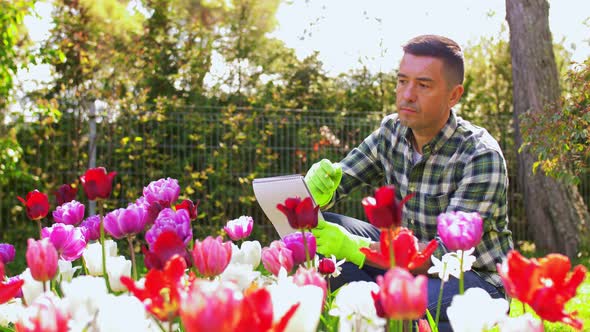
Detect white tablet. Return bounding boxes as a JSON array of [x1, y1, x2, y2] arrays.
[[253, 174, 323, 238]]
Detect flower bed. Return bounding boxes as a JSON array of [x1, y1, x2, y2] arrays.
[[0, 168, 587, 331]]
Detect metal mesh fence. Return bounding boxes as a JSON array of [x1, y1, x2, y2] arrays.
[[3, 105, 583, 247]]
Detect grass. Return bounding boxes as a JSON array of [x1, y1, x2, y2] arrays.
[[508, 273, 590, 331]]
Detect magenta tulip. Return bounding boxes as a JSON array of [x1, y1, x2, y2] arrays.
[[191, 236, 232, 278], [146, 208, 193, 247], [437, 211, 484, 251], [373, 267, 428, 320], [17, 190, 50, 221], [261, 241, 294, 276], [54, 184, 78, 206], [282, 232, 316, 266], [41, 223, 87, 261], [104, 204, 149, 239], [80, 215, 101, 241], [0, 243, 15, 264], [276, 197, 319, 230], [143, 177, 180, 209], [223, 216, 254, 241], [318, 258, 336, 275], [80, 167, 116, 200], [52, 200, 85, 225], [26, 238, 58, 282]]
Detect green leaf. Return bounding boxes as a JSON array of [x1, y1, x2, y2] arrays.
[[425, 308, 439, 332]]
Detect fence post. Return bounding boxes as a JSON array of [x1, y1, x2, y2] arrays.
[[88, 101, 97, 216]]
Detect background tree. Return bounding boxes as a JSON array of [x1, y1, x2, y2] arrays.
[[506, 0, 589, 258]]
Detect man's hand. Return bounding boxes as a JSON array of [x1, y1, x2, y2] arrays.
[[311, 219, 370, 267], [305, 159, 342, 207]]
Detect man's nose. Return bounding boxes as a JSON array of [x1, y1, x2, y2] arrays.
[[401, 83, 417, 102]]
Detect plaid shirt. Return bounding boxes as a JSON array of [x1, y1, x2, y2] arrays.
[[332, 110, 513, 289]]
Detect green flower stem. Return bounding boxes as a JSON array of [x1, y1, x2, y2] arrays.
[[127, 235, 138, 280], [435, 261, 448, 326], [459, 250, 465, 295], [99, 206, 113, 293], [302, 229, 311, 269], [37, 219, 42, 239]]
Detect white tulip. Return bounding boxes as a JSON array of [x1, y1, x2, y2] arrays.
[[219, 263, 261, 291], [106, 256, 132, 292], [95, 294, 152, 332], [329, 281, 385, 332], [20, 268, 49, 305], [57, 259, 81, 283], [230, 240, 262, 268], [0, 298, 24, 327], [447, 287, 509, 332], [82, 240, 118, 276]]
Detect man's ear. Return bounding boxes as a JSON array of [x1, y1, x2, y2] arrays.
[[448, 84, 464, 108]]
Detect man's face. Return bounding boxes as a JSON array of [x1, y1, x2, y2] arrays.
[[396, 53, 462, 137]]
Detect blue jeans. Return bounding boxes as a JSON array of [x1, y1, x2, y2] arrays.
[[322, 212, 506, 332]]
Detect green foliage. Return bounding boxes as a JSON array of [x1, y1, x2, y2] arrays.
[[520, 58, 590, 185]]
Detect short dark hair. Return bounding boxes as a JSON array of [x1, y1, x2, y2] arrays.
[[402, 35, 464, 85]]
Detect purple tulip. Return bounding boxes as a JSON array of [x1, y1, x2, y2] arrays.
[[0, 243, 16, 264], [223, 216, 254, 241], [145, 208, 193, 247], [80, 215, 101, 241], [282, 232, 316, 266], [143, 178, 180, 209], [437, 211, 484, 251], [41, 223, 87, 261], [52, 200, 85, 225], [104, 204, 149, 239], [136, 196, 161, 225]]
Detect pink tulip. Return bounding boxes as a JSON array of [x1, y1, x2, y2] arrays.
[[191, 236, 232, 278], [15, 293, 69, 332], [261, 241, 294, 276], [26, 238, 58, 282], [437, 211, 484, 251], [52, 200, 85, 225], [373, 267, 428, 320], [41, 223, 87, 261], [223, 216, 254, 241], [180, 280, 242, 332], [292, 266, 328, 304]]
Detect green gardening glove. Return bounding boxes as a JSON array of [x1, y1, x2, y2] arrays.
[[311, 219, 371, 267], [305, 159, 342, 207]]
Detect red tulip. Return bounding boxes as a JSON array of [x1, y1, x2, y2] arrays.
[[175, 199, 199, 221], [54, 184, 78, 206], [235, 287, 300, 332], [372, 267, 428, 320], [360, 227, 437, 270], [143, 230, 190, 270], [498, 250, 587, 329], [121, 255, 187, 321], [26, 238, 58, 282], [0, 261, 25, 305], [277, 197, 319, 230], [362, 185, 414, 229], [318, 257, 336, 275], [17, 190, 49, 221], [79, 167, 116, 200]]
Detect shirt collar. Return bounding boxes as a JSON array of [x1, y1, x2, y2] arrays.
[[400, 109, 458, 155]]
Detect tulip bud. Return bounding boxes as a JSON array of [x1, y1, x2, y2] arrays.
[[26, 239, 58, 282]]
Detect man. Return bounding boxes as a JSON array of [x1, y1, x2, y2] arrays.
[[306, 35, 513, 331]]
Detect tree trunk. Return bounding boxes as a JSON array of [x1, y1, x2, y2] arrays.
[[505, 0, 589, 258]]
